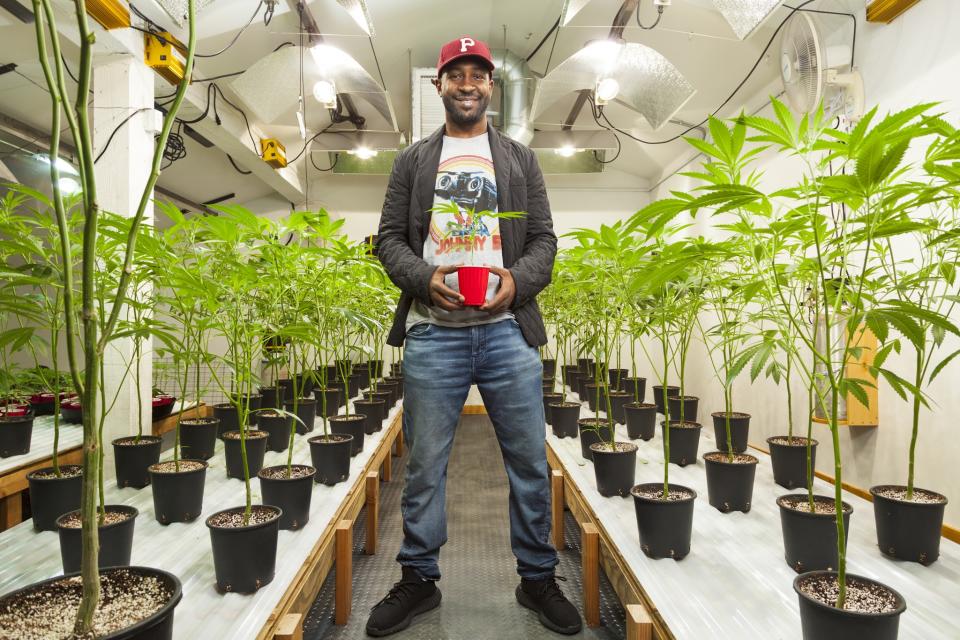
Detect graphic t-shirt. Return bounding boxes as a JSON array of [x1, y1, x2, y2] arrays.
[[406, 132, 513, 329]]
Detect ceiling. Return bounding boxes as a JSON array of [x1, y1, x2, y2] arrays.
[[0, 0, 862, 208]]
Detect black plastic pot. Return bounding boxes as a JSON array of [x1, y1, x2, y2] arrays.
[[353, 367, 371, 392], [28, 393, 57, 416], [379, 381, 400, 408], [607, 392, 631, 425], [550, 402, 580, 438], [777, 494, 853, 573], [284, 397, 317, 435], [624, 403, 656, 440], [542, 377, 556, 393], [313, 387, 342, 419], [206, 505, 281, 593], [0, 414, 33, 457], [660, 421, 702, 467], [576, 375, 590, 400], [541, 358, 557, 379], [608, 368, 629, 391], [870, 485, 947, 565], [389, 361, 402, 376], [591, 442, 638, 497], [562, 365, 579, 387], [228, 393, 261, 426], [369, 359, 384, 378], [57, 505, 138, 573], [364, 390, 392, 414], [794, 571, 906, 640], [0, 566, 182, 640], [667, 395, 699, 423], [712, 412, 751, 453], [330, 382, 348, 408], [222, 430, 268, 480], [308, 434, 354, 486], [355, 399, 385, 434], [651, 385, 679, 414], [278, 378, 294, 402], [566, 370, 582, 394], [256, 412, 293, 452], [259, 465, 317, 530], [149, 460, 208, 524], [60, 401, 82, 424], [542, 392, 563, 425], [384, 375, 404, 399], [578, 419, 613, 461], [577, 357, 594, 373], [330, 415, 365, 456], [703, 452, 758, 513], [259, 386, 282, 410], [214, 403, 240, 438], [179, 418, 219, 461], [631, 483, 696, 560], [347, 374, 362, 399], [585, 383, 608, 413], [112, 436, 162, 489], [151, 396, 176, 422], [768, 436, 819, 490], [26, 465, 82, 531], [621, 377, 646, 404]]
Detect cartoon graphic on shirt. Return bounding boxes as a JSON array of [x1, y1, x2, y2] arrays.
[[430, 154, 501, 257]]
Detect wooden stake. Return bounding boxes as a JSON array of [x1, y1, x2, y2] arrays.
[[395, 429, 404, 457], [335, 520, 353, 625], [365, 471, 379, 555], [626, 604, 653, 640], [582, 522, 600, 628], [551, 469, 565, 551], [275, 613, 303, 640]]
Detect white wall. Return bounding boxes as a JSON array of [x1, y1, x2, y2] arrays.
[[671, 0, 960, 528]]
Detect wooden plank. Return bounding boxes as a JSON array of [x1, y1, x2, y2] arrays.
[[256, 409, 402, 639], [382, 449, 392, 482], [335, 519, 353, 625], [0, 446, 84, 498], [274, 613, 303, 640], [582, 522, 600, 628], [551, 469, 565, 551], [395, 429, 403, 457], [151, 403, 210, 437], [0, 493, 22, 530], [462, 404, 487, 415], [626, 604, 654, 640], [365, 471, 379, 556], [867, 0, 922, 22]]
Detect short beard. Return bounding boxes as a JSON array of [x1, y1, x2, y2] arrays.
[[442, 93, 490, 126]]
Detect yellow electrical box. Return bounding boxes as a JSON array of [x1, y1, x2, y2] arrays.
[[261, 139, 287, 168], [144, 32, 186, 85], [85, 0, 130, 30]]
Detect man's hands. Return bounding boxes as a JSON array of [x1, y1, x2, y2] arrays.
[[429, 265, 465, 311], [429, 265, 516, 315], [479, 266, 516, 315]]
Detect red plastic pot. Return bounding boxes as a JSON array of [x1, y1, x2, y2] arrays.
[[458, 266, 490, 306]]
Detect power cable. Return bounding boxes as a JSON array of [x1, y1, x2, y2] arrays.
[[226, 153, 252, 175], [368, 36, 387, 90], [196, 1, 263, 58], [93, 107, 154, 163], [526, 16, 560, 62], [310, 151, 338, 172], [211, 84, 260, 154], [635, 1, 664, 30]]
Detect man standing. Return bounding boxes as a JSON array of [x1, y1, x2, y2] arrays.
[[369, 36, 581, 637]]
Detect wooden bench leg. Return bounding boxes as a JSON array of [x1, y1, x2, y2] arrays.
[[626, 604, 653, 640], [275, 613, 303, 640], [582, 522, 600, 628], [395, 429, 404, 457], [0, 493, 23, 532], [365, 471, 379, 556], [551, 469, 565, 551], [382, 451, 392, 482], [335, 520, 353, 625]]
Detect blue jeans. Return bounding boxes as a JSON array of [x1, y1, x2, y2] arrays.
[[397, 318, 558, 581]]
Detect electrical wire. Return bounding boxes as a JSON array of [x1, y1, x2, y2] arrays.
[[196, 1, 263, 58], [211, 84, 260, 154], [286, 122, 339, 164], [226, 153, 252, 174], [599, 0, 822, 146], [589, 101, 622, 164], [93, 107, 154, 164], [368, 36, 387, 91], [310, 151, 339, 172], [526, 16, 560, 62], [784, 4, 857, 68], [635, 1, 664, 30]]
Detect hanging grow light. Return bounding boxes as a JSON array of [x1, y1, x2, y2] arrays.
[[712, 0, 783, 40]]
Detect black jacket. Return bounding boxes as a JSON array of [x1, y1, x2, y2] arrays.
[[377, 124, 557, 348]]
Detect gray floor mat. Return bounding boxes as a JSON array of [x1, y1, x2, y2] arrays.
[[305, 414, 626, 640]]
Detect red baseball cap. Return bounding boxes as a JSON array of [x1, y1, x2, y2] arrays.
[[437, 36, 495, 76]]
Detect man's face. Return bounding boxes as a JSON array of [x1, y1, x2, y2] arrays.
[[433, 59, 493, 127]]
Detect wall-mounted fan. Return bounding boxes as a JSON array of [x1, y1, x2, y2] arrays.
[[780, 12, 864, 121]]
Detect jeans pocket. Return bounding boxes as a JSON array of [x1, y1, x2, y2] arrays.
[[406, 322, 435, 339]]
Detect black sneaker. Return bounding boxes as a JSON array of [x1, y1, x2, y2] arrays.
[[366, 566, 442, 637], [516, 575, 583, 635]]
